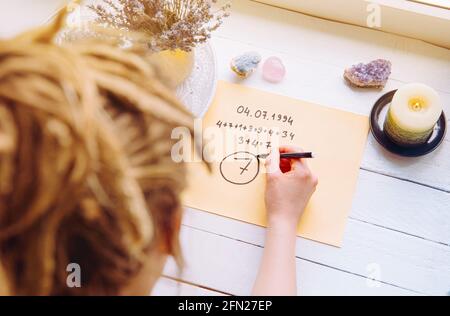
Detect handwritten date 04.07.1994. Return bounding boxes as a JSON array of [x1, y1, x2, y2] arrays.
[[236, 105, 294, 126]]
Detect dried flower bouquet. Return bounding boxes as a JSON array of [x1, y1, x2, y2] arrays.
[[90, 0, 231, 52]]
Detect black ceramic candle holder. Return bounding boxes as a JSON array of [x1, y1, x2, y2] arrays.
[[370, 89, 447, 157]]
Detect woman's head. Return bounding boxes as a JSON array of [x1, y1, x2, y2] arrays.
[[0, 13, 193, 295]]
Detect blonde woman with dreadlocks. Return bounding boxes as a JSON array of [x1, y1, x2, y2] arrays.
[[0, 10, 317, 296]]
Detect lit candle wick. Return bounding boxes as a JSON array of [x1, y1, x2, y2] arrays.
[[409, 98, 425, 112]]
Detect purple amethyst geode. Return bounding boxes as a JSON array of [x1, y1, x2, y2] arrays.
[[344, 59, 392, 88]]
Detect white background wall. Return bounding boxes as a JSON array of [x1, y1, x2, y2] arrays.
[[0, 0, 68, 38]]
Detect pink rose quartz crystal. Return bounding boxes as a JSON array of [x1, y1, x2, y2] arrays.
[[262, 56, 286, 83]]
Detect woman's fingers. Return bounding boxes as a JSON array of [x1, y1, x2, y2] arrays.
[[265, 145, 315, 180], [279, 145, 302, 154], [265, 147, 281, 175], [278, 145, 309, 173], [291, 157, 318, 186]]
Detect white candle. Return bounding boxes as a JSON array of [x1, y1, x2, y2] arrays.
[[384, 83, 442, 146]]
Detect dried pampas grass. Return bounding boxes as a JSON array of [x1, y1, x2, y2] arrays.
[[0, 7, 193, 295]]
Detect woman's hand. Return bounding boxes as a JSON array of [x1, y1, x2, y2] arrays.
[[264, 146, 318, 230], [252, 145, 318, 296]]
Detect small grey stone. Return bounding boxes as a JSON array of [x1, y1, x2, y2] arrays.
[[230, 52, 262, 78]]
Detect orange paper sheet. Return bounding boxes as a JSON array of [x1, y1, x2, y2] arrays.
[[183, 81, 369, 246]]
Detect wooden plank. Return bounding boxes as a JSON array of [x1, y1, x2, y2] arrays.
[[409, 0, 450, 10], [215, 0, 450, 93], [362, 136, 450, 192], [254, 0, 450, 48], [163, 225, 420, 296], [179, 203, 450, 295], [352, 170, 450, 245], [152, 277, 227, 296], [211, 35, 450, 191]]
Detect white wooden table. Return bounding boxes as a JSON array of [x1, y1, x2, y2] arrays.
[[2, 0, 449, 296], [154, 0, 450, 296]]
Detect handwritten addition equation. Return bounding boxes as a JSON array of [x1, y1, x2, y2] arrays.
[[216, 110, 295, 148], [214, 106, 297, 150], [216, 120, 296, 139], [215, 121, 296, 149], [217, 107, 298, 184]]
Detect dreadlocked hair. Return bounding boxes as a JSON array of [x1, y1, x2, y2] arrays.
[[0, 7, 194, 295]]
